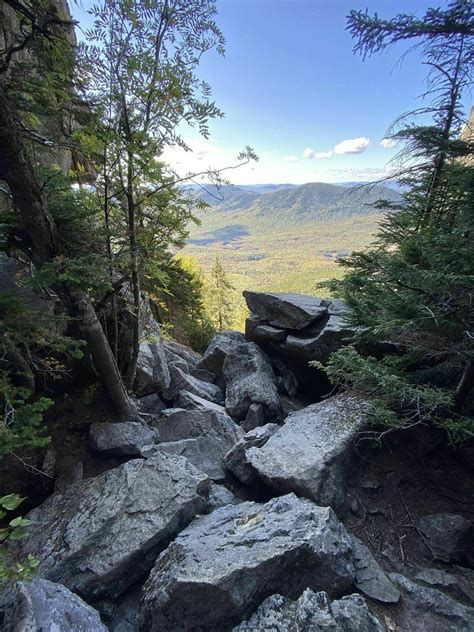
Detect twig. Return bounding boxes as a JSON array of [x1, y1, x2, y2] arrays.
[[398, 488, 436, 557]]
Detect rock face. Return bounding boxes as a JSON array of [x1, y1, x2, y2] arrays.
[[233, 589, 384, 632], [243, 291, 330, 329], [224, 423, 279, 485], [134, 314, 170, 396], [155, 408, 242, 447], [244, 291, 354, 366], [90, 422, 155, 457], [246, 393, 367, 511], [197, 331, 246, 375], [223, 342, 283, 422], [418, 513, 474, 564], [12, 578, 107, 632], [389, 573, 474, 631], [155, 437, 230, 480], [350, 535, 401, 604], [140, 493, 354, 631], [163, 364, 224, 404], [21, 454, 209, 599]]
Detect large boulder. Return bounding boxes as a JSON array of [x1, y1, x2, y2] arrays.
[[139, 493, 355, 631], [224, 423, 279, 485], [90, 421, 155, 457], [134, 315, 170, 396], [243, 291, 329, 330], [19, 453, 209, 599], [11, 578, 107, 632], [223, 342, 283, 422], [233, 589, 384, 632], [155, 437, 230, 481], [418, 513, 474, 565], [389, 573, 474, 631], [204, 483, 242, 514], [164, 340, 201, 369], [163, 364, 224, 404], [246, 393, 367, 511], [197, 331, 246, 376], [175, 390, 226, 414], [155, 407, 242, 448]]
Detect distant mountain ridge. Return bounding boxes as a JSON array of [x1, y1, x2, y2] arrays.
[[192, 181, 402, 223]]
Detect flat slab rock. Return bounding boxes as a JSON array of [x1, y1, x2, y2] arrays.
[[11, 578, 107, 632], [233, 589, 384, 632], [20, 453, 209, 599], [90, 421, 155, 457], [134, 317, 170, 396], [246, 392, 368, 511], [224, 423, 280, 485], [139, 493, 355, 632], [163, 364, 224, 404], [223, 342, 283, 422], [418, 513, 474, 564], [351, 535, 400, 604], [243, 291, 331, 329]]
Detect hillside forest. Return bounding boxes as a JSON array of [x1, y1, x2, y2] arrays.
[[0, 1, 473, 631]]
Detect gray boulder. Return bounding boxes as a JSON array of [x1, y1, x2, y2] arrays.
[[223, 342, 283, 422], [233, 589, 384, 632], [389, 573, 474, 631], [12, 578, 107, 632], [155, 407, 242, 448], [140, 493, 355, 631], [20, 453, 209, 599], [191, 368, 216, 383], [224, 423, 279, 485], [197, 331, 246, 375], [164, 340, 201, 368], [418, 513, 473, 564], [246, 393, 367, 511], [134, 316, 170, 396], [139, 393, 165, 416], [415, 567, 474, 606], [284, 312, 354, 363], [242, 403, 265, 432], [175, 390, 227, 414], [155, 437, 230, 480], [350, 535, 400, 604], [243, 291, 329, 329], [204, 482, 242, 514], [163, 364, 224, 404], [90, 421, 155, 457]]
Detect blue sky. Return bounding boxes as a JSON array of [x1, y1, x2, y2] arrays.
[[71, 0, 463, 184]]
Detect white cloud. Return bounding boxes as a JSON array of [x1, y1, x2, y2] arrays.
[[380, 138, 396, 149], [333, 136, 370, 155], [314, 151, 333, 159], [303, 147, 315, 159], [283, 155, 299, 163]]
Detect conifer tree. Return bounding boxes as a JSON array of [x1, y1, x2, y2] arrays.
[[318, 0, 474, 442], [208, 255, 236, 331]]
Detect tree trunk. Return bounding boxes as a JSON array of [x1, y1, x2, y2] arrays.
[[0, 89, 139, 419]]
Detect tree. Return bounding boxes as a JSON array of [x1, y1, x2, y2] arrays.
[[207, 255, 236, 331], [0, 0, 139, 419], [77, 0, 256, 389], [319, 1, 474, 442]]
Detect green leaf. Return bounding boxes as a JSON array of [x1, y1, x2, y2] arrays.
[[1, 495, 25, 511]]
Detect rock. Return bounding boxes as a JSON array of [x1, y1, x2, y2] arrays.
[[20, 453, 209, 599], [271, 357, 299, 398], [389, 573, 474, 631], [54, 460, 84, 492], [140, 493, 355, 631], [242, 403, 265, 432], [41, 446, 57, 479], [224, 423, 279, 485], [167, 356, 189, 373], [155, 408, 242, 448], [164, 340, 201, 368], [204, 482, 241, 514], [12, 578, 107, 632], [350, 535, 401, 604], [246, 393, 367, 511], [223, 342, 283, 422], [175, 390, 227, 414], [418, 513, 474, 564], [197, 331, 246, 375], [191, 368, 216, 383], [155, 437, 229, 480], [233, 589, 384, 632], [243, 291, 329, 329], [415, 567, 474, 606], [163, 364, 224, 404], [134, 316, 170, 396], [139, 393, 165, 415], [90, 422, 155, 457], [247, 321, 287, 343], [284, 312, 354, 363]]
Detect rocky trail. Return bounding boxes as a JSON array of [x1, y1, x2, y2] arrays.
[[2, 291, 474, 631]]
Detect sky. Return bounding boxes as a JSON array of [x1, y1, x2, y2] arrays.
[[71, 0, 464, 185]]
